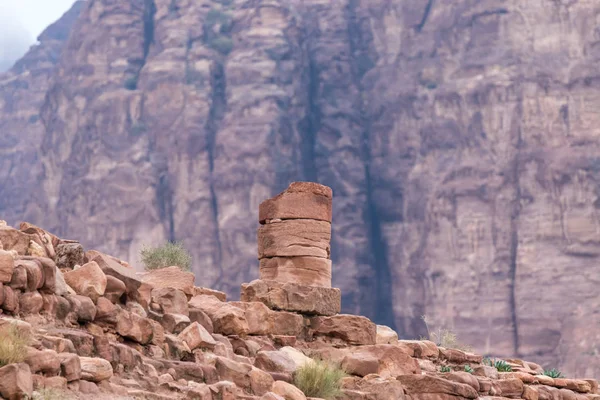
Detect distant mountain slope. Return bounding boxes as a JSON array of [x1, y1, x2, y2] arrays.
[[1, 0, 600, 376]]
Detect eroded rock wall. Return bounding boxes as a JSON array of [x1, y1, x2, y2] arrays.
[[1, 0, 600, 376]]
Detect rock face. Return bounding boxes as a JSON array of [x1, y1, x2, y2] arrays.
[[2, 0, 600, 376]]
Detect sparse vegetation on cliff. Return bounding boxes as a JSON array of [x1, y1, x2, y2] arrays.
[[0, 323, 31, 367], [544, 368, 564, 378], [483, 357, 513, 372], [140, 241, 192, 271], [421, 315, 472, 352], [293, 359, 346, 399]]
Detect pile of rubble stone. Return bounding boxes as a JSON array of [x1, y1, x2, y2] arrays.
[[0, 182, 596, 400]]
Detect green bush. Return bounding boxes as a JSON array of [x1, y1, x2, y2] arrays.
[[440, 366, 452, 373], [293, 359, 347, 399], [464, 365, 474, 374], [140, 242, 192, 271], [543, 369, 564, 378], [0, 323, 31, 367]]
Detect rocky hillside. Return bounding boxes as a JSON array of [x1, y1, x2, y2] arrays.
[[0, 196, 598, 399], [2, 0, 600, 377]]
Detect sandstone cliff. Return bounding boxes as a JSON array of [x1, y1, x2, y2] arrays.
[[1, 0, 600, 377]]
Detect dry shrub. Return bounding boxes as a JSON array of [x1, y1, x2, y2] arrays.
[[293, 359, 347, 399], [140, 241, 192, 271], [0, 323, 31, 367], [421, 315, 472, 352]]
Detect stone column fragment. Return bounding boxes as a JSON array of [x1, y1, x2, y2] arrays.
[[258, 182, 333, 288]]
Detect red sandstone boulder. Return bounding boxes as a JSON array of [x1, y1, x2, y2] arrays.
[[241, 279, 341, 316], [24, 348, 61, 376], [255, 351, 297, 374], [57, 353, 81, 382], [215, 356, 274, 396], [0, 227, 35, 255], [397, 374, 478, 399], [193, 287, 227, 301], [79, 357, 113, 382], [92, 253, 151, 308], [259, 182, 332, 223], [178, 322, 217, 350], [142, 266, 195, 297], [159, 312, 191, 334], [0, 363, 33, 400], [116, 309, 153, 344], [442, 372, 481, 392], [67, 294, 97, 322], [151, 287, 189, 316], [63, 261, 107, 302], [188, 295, 249, 336], [376, 325, 399, 344], [491, 378, 524, 398], [19, 291, 44, 314], [189, 308, 214, 333], [341, 345, 420, 378], [230, 301, 304, 336], [104, 275, 126, 303], [0, 250, 14, 283], [271, 380, 306, 400], [310, 315, 377, 345]]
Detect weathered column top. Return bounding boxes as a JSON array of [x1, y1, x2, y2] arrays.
[[258, 182, 333, 224]]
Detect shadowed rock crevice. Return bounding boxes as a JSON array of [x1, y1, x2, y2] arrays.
[[126, 0, 156, 90], [416, 0, 434, 32], [299, 57, 320, 183], [206, 62, 227, 287], [508, 105, 524, 358]]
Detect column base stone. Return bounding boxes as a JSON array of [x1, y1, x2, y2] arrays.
[[240, 279, 341, 316]]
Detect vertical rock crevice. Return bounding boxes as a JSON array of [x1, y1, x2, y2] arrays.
[[126, 0, 156, 90], [416, 0, 434, 32], [345, 0, 396, 330], [508, 118, 523, 357], [205, 62, 227, 286], [299, 50, 320, 183]]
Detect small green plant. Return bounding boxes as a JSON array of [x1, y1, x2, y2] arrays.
[[440, 365, 452, 373], [420, 315, 472, 352], [464, 365, 474, 374], [0, 323, 31, 367], [293, 359, 347, 399], [140, 241, 192, 271], [493, 360, 512, 372], [543, 369, 564, 378]]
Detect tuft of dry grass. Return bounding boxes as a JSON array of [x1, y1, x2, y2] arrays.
[[420, 315, 472, 352], [140, 241, 192, 271], [0, 323, 31, 367], [293, 359, 347, 399], [33, 388, 72, 400]]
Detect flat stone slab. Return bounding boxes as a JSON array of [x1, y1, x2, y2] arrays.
[[258, 219, 331, 259], [259, 256, 332, 288], [240, 279, 340, 316], [259, 182, 332, 223]]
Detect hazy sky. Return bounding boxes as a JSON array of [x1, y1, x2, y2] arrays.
[[0, 0, 76, 71]]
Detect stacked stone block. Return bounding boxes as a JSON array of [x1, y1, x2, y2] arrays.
[[242, 182, 341, 315]]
